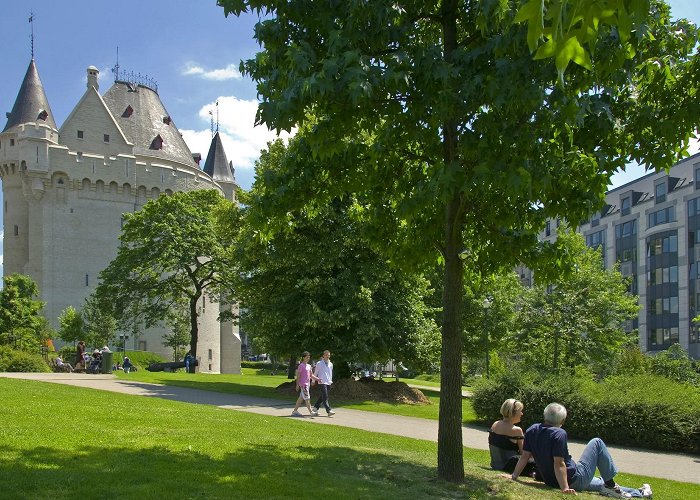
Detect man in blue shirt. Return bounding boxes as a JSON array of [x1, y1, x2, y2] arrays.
[[509, 403, 651, 498]]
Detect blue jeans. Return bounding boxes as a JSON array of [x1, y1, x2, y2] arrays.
[[570, 438, 642, 497], [314, 384, 332, 412]]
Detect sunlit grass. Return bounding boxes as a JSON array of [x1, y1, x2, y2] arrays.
[[1, 378, 696, 500]]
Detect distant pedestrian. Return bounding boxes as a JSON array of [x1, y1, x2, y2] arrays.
[[184, 351, 193, 372], [75, 341, 86, 370], [122, 356, 133, 374], [313, 350, 335, 416], [292, 351, 320, 417]]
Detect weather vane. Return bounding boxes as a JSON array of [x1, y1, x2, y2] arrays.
[[29, 11, 35, 58]]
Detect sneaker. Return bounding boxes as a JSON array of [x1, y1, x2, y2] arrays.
[[600, 485, 632, 498], [639, 484, 652, 498], [291, 410, 303, 417], [310, 410, 319, 416], [327, 410, 336, 416]]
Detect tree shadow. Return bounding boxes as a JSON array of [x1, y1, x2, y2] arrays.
[[0, 443, 504, 499]]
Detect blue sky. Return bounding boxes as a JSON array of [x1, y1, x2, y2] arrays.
[[0, 0, 698, 275]]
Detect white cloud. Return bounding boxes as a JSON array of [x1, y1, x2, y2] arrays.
[[182, 62, 241, 81], [181, 96, 296, 181]]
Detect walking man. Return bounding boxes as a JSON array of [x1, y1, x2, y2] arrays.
[[313, 350, 335, 416]]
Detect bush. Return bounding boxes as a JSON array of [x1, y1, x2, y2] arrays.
[[472, 370, 700, 454], [241, 360, 288, 371], [0, 346, 51, 373]]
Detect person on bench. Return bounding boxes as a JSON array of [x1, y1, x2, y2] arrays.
[[54, 355, 73, 372]]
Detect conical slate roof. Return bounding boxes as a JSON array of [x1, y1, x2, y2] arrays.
[[2, 59, 57, 133], [203, 132, 235, 183], [101, 81, 196, 166]]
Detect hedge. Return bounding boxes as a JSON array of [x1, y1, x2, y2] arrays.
[[472, 370, 700, 454], [0, 346, 51, 373]]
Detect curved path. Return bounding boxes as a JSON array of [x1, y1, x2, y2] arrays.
[[3, 372, 698, 484]]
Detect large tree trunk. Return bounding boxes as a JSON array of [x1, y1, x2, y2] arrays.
[[438, 194, 465, 482], [437, 0, 464, 483], [189, 294, 199, 373]]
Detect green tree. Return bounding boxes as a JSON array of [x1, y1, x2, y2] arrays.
[[95, 190, 237, 366], [0, 274, 46, 351], [238, 146, 441, 376], [82, 294, 118, 350], [462, 272, 524, 378], [219, 0, 698, 480], [516, 230, 639, 373], [57, 306, 84, 346], [162, 304, 192, 361]]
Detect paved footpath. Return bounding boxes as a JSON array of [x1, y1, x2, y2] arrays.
[[3, 372, 699, 484]]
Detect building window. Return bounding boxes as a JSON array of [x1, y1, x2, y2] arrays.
[[208, 349, 213, 360], [10, 139, 15, 146], [545, 221, 551, 237], [621, 196, 631, 216], [696, 168, 700, 190], [585, 230, 605, 249], [85, 274, 89, 286], [162, 116, 171, 125], [123, 105, 134, 118], [150, 135, 164, 150], [77, 152, 83, 162], [14, 225, 19, 236], [103, 134, 110, 143], [648, 206, 675, 228], [37, 109, 48, 121], [655, 182, 667, 203], [77, 130, 84, 139], [138, 341, 147, 351]]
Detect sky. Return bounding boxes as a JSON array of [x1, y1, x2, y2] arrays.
[[0, 0, 698, 276]]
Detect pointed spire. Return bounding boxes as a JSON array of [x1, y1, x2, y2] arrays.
[[203, 132, 235, 183], [2, 59, 57, 133]]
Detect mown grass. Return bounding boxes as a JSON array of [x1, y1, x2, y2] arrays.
[[2, 378, 695, 499], [115, 368, 479, 423]]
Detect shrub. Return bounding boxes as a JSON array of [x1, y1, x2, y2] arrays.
[[0, 346, 51, 373], [472, 370, 700, 454], [241, 360, 288, 371]]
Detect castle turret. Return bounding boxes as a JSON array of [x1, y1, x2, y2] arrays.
[[2, 59, 57, 133], [203, 132, 237, 201], [1, 58, 58, 277]]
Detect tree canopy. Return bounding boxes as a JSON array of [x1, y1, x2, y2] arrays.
[[0, 274, 47, 351], [220, 0, 699, 480], [516, 230, 639, 373], [237, 140, 441, 376], [94, 190, 238, 360]]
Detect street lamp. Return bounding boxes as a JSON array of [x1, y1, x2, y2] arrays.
[[482, 297, 492, 378]]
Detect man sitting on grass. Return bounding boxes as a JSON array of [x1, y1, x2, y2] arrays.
[[509, 402, 652, 498]]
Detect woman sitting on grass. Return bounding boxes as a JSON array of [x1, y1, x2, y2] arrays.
[[489, 398, 536, 476]]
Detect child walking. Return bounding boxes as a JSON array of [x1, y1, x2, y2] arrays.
[[292, 351, 321, 416]]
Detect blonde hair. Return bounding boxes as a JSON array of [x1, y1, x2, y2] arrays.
[[500, 398, 524, 418]]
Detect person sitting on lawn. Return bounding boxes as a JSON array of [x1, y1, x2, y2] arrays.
[[509, 402, 652, 498], [488, 398, 537, 477], [122, 356, 133, 374]]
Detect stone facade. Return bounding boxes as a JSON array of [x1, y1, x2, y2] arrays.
[[0, 59, 241, 373]]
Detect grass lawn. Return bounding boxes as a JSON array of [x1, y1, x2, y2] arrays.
[[115, 368, 478, 423], [2, 378, 695, 499]]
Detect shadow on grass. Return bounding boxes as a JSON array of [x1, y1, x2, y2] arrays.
[[0, 443, 503, 499]]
